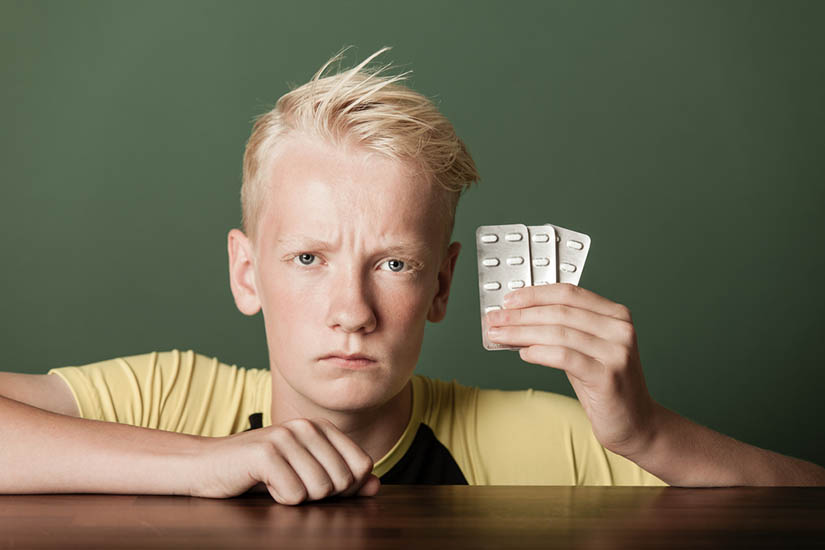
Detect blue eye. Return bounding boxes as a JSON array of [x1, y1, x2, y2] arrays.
[[292, 254, 408, 273], [295, 253, 316, 266], [384, 259, 405, 272]]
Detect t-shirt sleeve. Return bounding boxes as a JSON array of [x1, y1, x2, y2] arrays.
[[47, 349, 270, 437], [470, 386, 668, 486]]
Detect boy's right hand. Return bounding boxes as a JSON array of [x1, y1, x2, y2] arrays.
[[190, 417, 381, 505]]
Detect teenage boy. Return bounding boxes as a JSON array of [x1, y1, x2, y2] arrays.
[[2, 48, 823, 505]]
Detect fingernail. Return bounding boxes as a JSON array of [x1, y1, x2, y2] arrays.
[[503, 292, 516, 307], [488, 327, 501, 339]]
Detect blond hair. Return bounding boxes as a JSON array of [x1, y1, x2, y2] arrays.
[[240, 46, 480, 253]]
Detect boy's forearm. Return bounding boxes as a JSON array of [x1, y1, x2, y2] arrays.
[[626, 402, 825, 487], [0, 395, 206, 495]]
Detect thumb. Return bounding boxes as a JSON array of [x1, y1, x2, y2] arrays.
[[356, 474, 381, 496]]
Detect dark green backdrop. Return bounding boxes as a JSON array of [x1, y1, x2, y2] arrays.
[[2, 1, 824, 468]]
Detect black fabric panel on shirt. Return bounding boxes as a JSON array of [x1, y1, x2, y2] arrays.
[[246, 412, 263, 431], [243, 413, 467, 485], [379, 423, 468, 485]]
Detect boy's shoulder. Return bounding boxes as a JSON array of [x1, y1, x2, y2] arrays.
[[412, 373, 582, 418], [47, 349, 270, 436]]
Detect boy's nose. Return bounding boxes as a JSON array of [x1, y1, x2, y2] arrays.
[[326, 270, 377, 334]]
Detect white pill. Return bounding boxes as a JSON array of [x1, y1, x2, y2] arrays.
[[532, 257, 550, 267], [508, 280, 526, 289], [532, 233, 551, 243], [560, 263, 577, 273], [485, 305, 502, 313], [506, 256, 524, 265], [483, 281, 502, 291], [482, 258, 500, 267], [505, 232, 523, 242], [566, 240, 584, 250], [480, 234, 498, 243]]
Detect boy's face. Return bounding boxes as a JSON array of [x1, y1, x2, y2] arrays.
[[228, 135, 461, 413]]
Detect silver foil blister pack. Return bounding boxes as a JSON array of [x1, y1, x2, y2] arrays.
[[476, 223, 591, 351]]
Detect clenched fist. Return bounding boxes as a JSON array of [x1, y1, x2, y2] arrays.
[[190, 417, 381, 505]]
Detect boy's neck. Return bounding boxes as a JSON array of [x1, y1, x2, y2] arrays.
[[269, 374, 413, 463]]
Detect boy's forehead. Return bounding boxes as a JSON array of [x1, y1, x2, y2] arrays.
[[258, 138, 447, 250], [264, 190, 439, 250]]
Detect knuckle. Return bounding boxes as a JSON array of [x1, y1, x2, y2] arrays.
[[559, 283, 577, 300], [555, 304, 572, 322], [333, 470, 355, 492], [312, 417, 343, 436], [352, 456, 374, 480], [311, 479, 335, 500], [285, 418, 317, 436], [553, 325, 569, 340], [615, 304, 632, 322], [617, 321, 636, 343], [557, 346, 573, 365], [311, 416, 333, 428], [269, 425, 294, 446]]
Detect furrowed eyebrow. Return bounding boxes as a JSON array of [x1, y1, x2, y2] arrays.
[[277, 237, 334, 251], [277, 236, 430, 258]]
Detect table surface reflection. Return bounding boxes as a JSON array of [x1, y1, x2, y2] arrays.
[[2, 485, 824, 549]]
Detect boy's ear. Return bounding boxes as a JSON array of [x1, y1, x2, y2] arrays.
[[427, 241, 462, 323], [227, 229, 262, 316]]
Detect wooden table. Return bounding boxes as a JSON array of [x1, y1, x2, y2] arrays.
[[2, 486, 824, 549]]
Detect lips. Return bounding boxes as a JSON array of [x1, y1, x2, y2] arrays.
[[321, 351, 376, 361], [320, 353, 376, 370]]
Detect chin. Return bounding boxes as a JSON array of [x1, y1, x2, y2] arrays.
[[309, 376, 401, 412]]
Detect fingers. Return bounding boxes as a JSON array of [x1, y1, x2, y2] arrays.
[[285, 418, 357, 495], [517, 344, 601, 382], [486, 303, 632, 344], [488, 323, 614, 383], [502, 283, 632, 322], [312, 419, 375, 497], [256, 418, 376, 505], [357, 474, 382, 496], [488, 323, 618, 366], [254, 442, 312, 505], [271, 421, 345, 502]]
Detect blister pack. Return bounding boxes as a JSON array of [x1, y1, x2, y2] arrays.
[[476, 223, 591, 351]]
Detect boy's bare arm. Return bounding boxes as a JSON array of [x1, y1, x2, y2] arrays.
[[0, 395, 380, 504], [0, 395, 201, 495], [624, 402, 825, 486]]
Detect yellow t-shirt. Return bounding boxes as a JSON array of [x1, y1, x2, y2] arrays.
[[48, 349, 666, 486]]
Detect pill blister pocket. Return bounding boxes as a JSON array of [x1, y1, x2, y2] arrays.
[[550, 224, 591, 286], [476, 223, 591, 351]]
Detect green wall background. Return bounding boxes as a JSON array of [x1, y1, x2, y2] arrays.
[[2, 1, 824, 468]]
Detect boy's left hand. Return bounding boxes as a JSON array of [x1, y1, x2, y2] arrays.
[[485, 282, 656, 458]]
